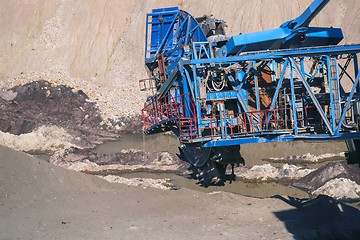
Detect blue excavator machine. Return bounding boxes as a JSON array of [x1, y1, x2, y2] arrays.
[[140, 0, 360, 183]]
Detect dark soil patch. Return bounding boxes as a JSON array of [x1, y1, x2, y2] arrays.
[[0, 80, 119, 148], [0, 80, 101, 134]]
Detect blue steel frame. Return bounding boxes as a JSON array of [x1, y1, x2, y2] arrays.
[[142, 43, 360, 146], [174, 44, 360, 147], [142, 2, 360, 151]]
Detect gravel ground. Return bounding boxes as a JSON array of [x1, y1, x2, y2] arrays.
[[2, 145, 360, 240]]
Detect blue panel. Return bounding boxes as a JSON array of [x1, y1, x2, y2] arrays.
[[206, 91, 238, 100], [152, 7, 179, 13], [219, 28, 290, 56], [145, 7, 208, 64]]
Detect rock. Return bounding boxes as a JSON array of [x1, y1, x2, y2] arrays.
[[293, 161, 360, 192], [235, 164, 314, 181], [278, 164, 314, 178], [156, 152, 174, 166], [100, 175, 174, 190], [312, 178, 360, 200], [0, 90, 17, 101]]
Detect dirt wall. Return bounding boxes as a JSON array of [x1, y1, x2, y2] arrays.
[[0, 0, 359, 120]]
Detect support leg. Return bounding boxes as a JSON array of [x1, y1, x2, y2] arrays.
[[345, 139, 360, 165]]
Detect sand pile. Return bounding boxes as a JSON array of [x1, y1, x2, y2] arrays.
[[0, 80, 119, 152], [0, 125, 75, 152]]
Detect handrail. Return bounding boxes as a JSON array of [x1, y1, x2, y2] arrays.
[[141, 93, 197, 133]]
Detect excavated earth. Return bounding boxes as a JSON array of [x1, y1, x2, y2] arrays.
[[50, 146, 186, 173], [0, 80, 118, 149], [0, 80, 141, 142]]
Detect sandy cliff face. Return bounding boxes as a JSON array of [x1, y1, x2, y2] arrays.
[[0, 0, 359, 120]]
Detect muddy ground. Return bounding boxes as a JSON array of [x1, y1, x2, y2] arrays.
[[1, 145, 360, 240]]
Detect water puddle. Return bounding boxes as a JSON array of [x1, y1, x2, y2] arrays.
[[95, 133, 347, 167], [95, 133, 179, 154], [95, 170, 308, 199], [90, 133, 351, 200]]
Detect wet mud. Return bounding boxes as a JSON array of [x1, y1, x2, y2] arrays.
[[91, 134, 360, 201], [51, 146, 186, 173], [95, 133, 180, 155]]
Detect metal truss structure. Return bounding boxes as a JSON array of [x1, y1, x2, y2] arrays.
[[140, 0, 360, 181]]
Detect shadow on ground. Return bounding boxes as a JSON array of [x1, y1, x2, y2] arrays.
[[273, 195, 360, 240]]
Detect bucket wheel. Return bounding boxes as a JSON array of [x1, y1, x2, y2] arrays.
[[179, 144, 244, 186]]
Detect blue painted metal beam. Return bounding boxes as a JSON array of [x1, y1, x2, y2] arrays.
[[202, 132, 360, 148], [290, 57, 334, 135], [281, 0, 330, 29], [289, 60, 298, 134], [217, 0, 342, 57], [268, 58, 289, 111], [184, 44, 360, 65], [335, 71, 360, 134]]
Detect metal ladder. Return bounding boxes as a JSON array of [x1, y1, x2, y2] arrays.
[[178, 117, 197, 141], [329, 57, 341, 124]]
